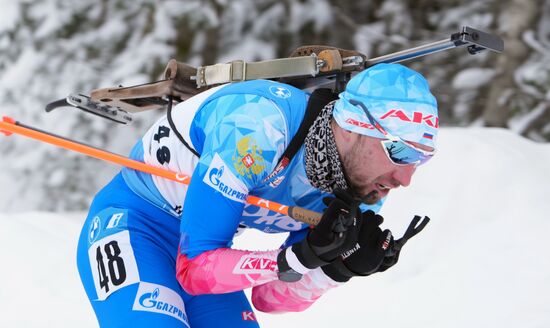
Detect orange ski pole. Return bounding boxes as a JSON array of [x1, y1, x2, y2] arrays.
[[0, 116, 322, 225]]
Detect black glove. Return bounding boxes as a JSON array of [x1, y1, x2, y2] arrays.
[[277, 189, 362, 282], [322, 211, 430, 282]]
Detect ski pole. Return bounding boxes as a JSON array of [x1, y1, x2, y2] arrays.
[[0, 116, 322, 225]]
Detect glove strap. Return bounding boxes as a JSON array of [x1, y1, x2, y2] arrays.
[[321, 258, 363, 282], [292, 239, 331, 269], [277, 249, 304, 282]]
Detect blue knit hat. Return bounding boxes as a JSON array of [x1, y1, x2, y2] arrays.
[[333, 63, 439, 148]]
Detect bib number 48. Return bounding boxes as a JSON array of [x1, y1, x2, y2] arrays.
[[88, 231, 140, 300], [96, 241, 127, 293]]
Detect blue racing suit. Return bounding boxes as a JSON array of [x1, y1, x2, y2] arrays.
[[76, 80, 383, 327]]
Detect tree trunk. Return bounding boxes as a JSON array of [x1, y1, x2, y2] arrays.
[[482, 0, 542, 127]]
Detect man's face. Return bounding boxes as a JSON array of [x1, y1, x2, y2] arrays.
[[342, 134, 423, 204]]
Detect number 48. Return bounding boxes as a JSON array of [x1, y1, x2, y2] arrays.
[[96, 240, 127, 293]]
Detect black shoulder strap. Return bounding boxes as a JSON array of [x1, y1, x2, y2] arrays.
[[276, 88, 339, 166], [166, 95, 201, 157]]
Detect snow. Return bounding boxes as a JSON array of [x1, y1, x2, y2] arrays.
[[452, 68, 497, 89], [0, 0, 20, 33], [1, 127, 549, 327], [0, 212, 95, 326], [509, 102, 548, 134], [0, 48, 44, 91]]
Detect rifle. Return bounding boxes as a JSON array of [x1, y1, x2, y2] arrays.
[[45, 26, 503, 123]]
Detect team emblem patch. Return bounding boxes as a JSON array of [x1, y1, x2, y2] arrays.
[[233, 136, 266, 178], [242, 154, 255, 168]]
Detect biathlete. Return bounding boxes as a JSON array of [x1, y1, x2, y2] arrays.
[[77, 63, 438, 327]]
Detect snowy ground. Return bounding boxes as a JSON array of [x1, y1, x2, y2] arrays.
[[1, 127, 550, 327]]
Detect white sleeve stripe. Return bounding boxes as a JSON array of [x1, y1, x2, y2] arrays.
[[286, 247, 311, 275]]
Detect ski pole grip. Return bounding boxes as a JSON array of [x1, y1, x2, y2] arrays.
[[288, 206, 322, 226]]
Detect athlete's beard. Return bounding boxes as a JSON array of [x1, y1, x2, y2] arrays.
[[361, 190, 380, 205], [340, 137, 381, 205]]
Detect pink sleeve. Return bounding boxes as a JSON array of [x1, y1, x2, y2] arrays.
[[176, 248, 280, 295], [251, 267, 342, 313], [176, 247, 342, 312]]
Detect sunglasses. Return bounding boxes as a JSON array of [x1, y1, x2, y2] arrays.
[[348, 99, 435, 166]]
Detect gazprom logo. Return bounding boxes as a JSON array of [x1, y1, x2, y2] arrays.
[[133, 283, 189, 327], [139, 288, 160, 308], [209, 165, 224, 186], [269, 86, 291, 99], [203, 153, 248, 203]]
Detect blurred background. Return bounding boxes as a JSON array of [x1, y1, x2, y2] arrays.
[[0, 0, 549, 212]]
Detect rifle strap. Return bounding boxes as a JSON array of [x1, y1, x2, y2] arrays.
[[195, 56, 319, 87], [166, 95, 200, 157]]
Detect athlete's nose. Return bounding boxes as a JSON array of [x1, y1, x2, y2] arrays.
[[392, 164, 416, 187]]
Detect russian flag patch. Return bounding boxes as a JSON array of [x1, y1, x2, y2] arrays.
[[423, 132, 434, 140]]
